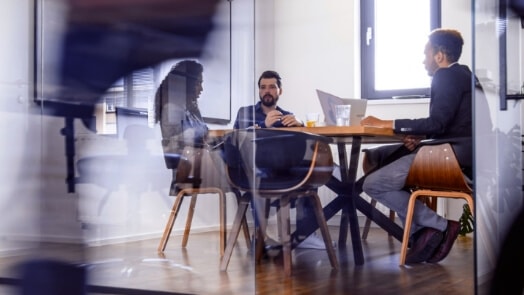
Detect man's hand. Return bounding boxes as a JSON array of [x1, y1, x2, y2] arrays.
[[265, 110, 283, 127], [360, 115, 394, 129], [264, 110, 282, 127], [402, 135, 424, 151], [280, 114, 303, 127], [265, 111, 303, 127]]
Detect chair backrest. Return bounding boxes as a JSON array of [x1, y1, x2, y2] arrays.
[[223, 129, 334, 192], [405, 143, 472, 193]]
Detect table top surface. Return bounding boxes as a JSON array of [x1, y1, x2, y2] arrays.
[[208, 126, 401, 143]]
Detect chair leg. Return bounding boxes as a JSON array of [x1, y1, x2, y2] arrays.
[[218, 189, 227, 256], [361, 199, 377, 239], [182, 194, 198, 248], [399, 190, 475, 265], [241, 214, 251, 248], [427, 196, 438, 211], [220, 194, 250, 271], [278, 196, 292, 276], [388, 209, 396, 236], [310, 194, 338, 269], [263, 198, 278, 240], [254, 226, 266, 265], [235, 192, 251, 248], [399, 192, 419, 265], [158, 192, 186, 252], [276, 202, 283, 242], [254, 199, 267, 265]]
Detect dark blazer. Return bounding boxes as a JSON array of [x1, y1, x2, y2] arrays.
[[393, 64, 484, 170]]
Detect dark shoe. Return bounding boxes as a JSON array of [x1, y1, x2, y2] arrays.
[[264, 237, 282, 258], [426, 220, 460, 263], [408, 227, 425, 248], [405, 227, 444, 264]]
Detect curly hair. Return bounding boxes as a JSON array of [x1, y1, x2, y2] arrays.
[[154, 60, 203, 124]]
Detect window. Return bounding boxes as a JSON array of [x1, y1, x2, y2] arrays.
[[360, 0, 441, 99]]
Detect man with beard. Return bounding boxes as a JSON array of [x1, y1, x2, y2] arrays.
[[232, 70, 330, 251], [234, 70, 303, 129]]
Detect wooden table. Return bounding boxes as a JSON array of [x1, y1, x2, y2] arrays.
[[210, 126, 403, 265], [209, 125, 398, 140]]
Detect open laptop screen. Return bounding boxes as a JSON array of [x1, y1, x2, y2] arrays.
[[316, 89, 367, 126]]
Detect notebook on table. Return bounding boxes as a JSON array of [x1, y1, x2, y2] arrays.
[[316, 89, 367, 126]]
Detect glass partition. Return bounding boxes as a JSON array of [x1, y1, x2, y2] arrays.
[[1, 0, 256, 294], [473, 0, 523, 293], [4, 0, 524, 294]]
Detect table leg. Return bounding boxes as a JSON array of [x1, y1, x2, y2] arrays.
[[337, 140, 364, 265], [288, 136, 402, 266]]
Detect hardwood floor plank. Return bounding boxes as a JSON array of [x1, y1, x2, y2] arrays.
[[0, 227, 474, 294]]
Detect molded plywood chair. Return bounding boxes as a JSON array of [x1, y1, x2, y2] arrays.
[[399, 143, 474, 265], [157, 142, 250, 255], [219, 129, 338, 276]]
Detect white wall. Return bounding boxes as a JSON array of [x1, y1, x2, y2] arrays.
[[255, 0, 357, 121], [0, 0, 44, 252]]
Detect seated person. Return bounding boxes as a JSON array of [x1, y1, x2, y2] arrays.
[[154, 60, 224, 188], [360, 29, 477, 264], [234, 70, 331, 250]]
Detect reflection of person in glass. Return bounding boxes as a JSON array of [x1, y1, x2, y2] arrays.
[[22, 0, 221, 291], [154, 60, 208, 154], [153, 60, 229, 190]]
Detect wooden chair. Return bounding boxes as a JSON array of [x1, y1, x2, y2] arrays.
[[157, 145, 251, 255], [399, 143, 474, 265], [219, 129, 338, 276]]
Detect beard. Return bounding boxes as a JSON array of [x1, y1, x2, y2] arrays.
[[260, 94, 278, 107], [425, 60, 439, 77]]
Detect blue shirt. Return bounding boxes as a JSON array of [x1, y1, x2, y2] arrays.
[[233, 101, 295, 129]]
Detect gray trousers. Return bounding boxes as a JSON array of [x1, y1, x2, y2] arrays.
[[362, 153, 448, 235]]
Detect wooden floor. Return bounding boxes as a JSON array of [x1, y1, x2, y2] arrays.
[[0, 226, 474, 295]]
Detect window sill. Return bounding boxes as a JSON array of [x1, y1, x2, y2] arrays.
[[367, 97, 430, 105]]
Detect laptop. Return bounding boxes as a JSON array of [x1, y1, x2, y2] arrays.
[[317, 89, 367, 126]]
